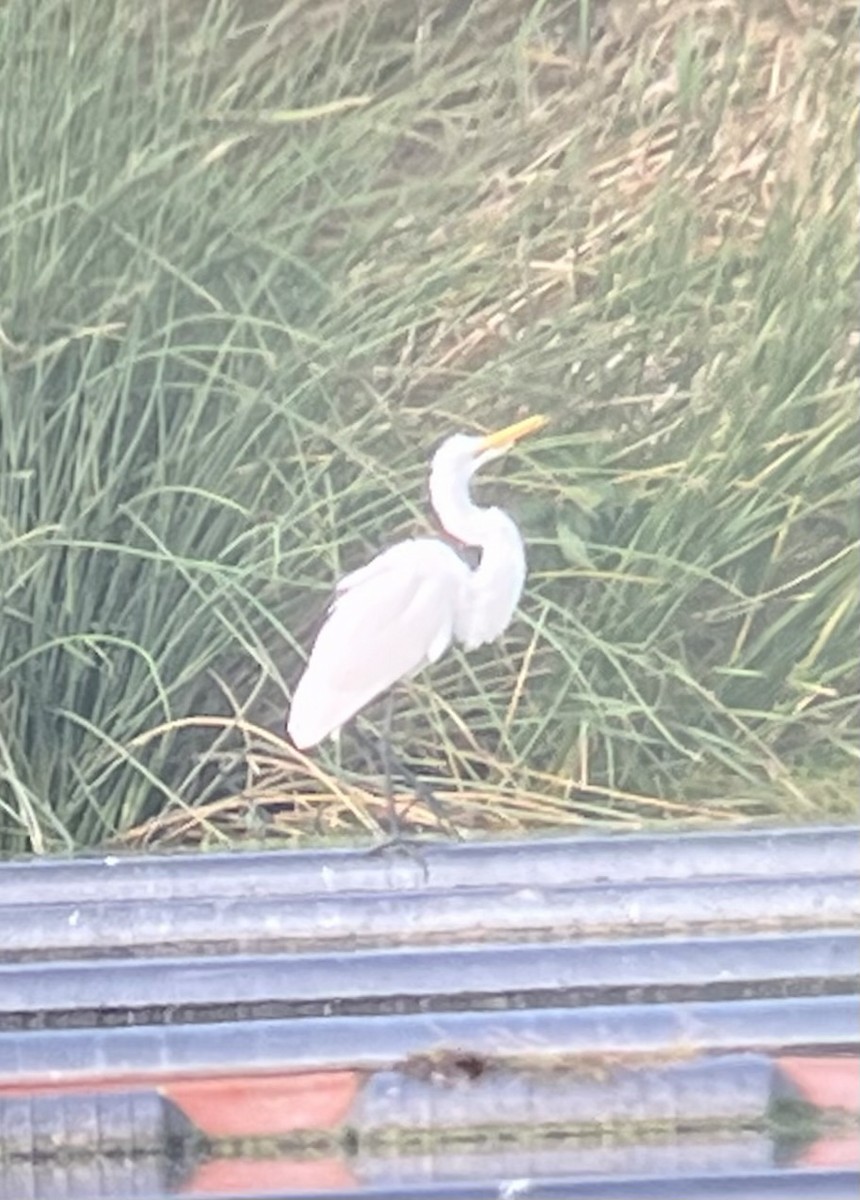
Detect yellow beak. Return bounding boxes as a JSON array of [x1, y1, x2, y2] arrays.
[[478, 413, 548, 452]]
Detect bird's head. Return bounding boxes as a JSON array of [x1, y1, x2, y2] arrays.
[[432, 413, 548, 479]]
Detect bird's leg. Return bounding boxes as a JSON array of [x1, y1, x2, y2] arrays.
[[375, 701, 460, 841], [352, 712, 458, 844], [390, 759, 460, 840], [350, 718, 405, 841], [376, 696, 462, 843]]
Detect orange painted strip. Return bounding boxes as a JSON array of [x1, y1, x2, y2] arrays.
[[184, 1157, 357, 1193], [777, 1056, 860, 1114], [0, 1076, 168, 1097], [165, 1071, 362, 1137], [0, 1069, 363, 1138], [793, 1134, 860, 1169]]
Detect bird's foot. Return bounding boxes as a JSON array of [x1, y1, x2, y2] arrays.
[[365, 829, 430, 877], [405, 778, 463, 842], [387, 759, 462, 841]]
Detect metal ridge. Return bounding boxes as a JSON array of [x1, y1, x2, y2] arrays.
[[1, 824, 857, 903]]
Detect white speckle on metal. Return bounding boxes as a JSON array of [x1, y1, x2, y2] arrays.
[[499, 1180, 532, 1199], [68, 909, 80, 927]]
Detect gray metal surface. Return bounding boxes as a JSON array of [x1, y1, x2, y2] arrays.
[[1, 994, 855, 1083], [2, 824, 856, 903], [0, 824, 857, 1200], [352, 1053, 778, 1129], [356, 1133, 778, 1187], [3, 871, 858, 959], [0, 1090, 194, 1156], [0, 930, 854, 1021], [160, 1171, 860, 1200]]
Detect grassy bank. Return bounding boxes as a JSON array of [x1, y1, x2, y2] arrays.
[[1, 0, 857, 852]]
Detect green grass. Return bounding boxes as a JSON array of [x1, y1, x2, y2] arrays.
[[1, 0, 857, 853]]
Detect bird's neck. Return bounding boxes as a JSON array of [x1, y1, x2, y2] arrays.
[[429, 460, 527, 649], [429, 461, 487, 547]]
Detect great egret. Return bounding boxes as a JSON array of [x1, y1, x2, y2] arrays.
[[287, 413, 547, 754]]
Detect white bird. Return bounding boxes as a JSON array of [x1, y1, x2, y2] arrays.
[[287, 413, 547, 751]]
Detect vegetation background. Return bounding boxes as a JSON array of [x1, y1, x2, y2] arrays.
[[1, 0, 856, 854]]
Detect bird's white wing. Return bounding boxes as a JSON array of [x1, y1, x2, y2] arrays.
[[287, 538, 470, 749]]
